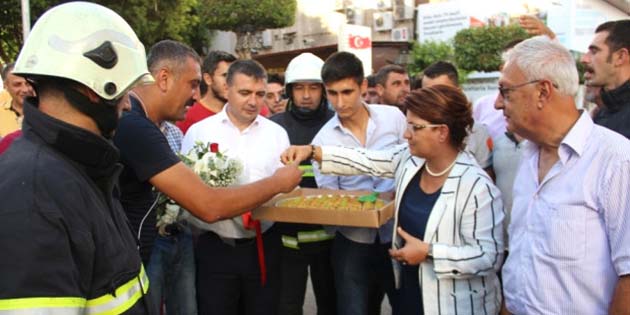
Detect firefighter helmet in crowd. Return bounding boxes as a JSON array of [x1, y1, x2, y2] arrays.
[[284, 53, 324, 85], [13, 1, 152, 101]]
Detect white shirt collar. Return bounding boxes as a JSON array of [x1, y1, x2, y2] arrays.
[[219, 104, 262, 132]]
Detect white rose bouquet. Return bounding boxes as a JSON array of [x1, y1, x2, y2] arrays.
[[155, 141, 243, 234]]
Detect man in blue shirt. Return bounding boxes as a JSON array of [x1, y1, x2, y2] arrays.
[[312, 52, 406, 315]]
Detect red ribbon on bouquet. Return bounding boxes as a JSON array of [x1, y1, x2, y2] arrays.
[[242, 212, 266, 286]]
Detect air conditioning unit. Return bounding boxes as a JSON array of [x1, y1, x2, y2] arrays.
[[373, 11, 393, 31], [393, 0, 414, 20], [346, 8, 364, 25], [376, 0, 392, 10], [391, 27, 409, 41]]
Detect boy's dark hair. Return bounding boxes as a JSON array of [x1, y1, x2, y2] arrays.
[[375, 64, 407, 86], [321, 52, 364, 85], [267, 73, 285, 86], [596, 20, 630, 58], [366, 74, 377, 88], [200, 50, 236, 96], [423, 61, 459, 87], [226, 59, 267, 86], [410, 74, 422, 90]]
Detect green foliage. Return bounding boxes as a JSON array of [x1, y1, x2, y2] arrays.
[[103, 0, 202, 48], [0, 0, 51, 63], [453, 25, 529, 72], [202, 0, 297, 34], [0, 1, 20, 64], [408, 40, 454, 76], [408, 40, 469, 85]]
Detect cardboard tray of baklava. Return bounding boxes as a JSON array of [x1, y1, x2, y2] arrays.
[[252, 188, 395, 228]]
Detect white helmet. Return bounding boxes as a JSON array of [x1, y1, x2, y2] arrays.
[[284, 53, 324, 85], [13, 1, 152, 101]]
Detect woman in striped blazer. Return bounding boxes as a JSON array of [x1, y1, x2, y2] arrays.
[[282, 85, 505, 315]]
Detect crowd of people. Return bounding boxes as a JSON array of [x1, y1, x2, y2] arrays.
[[0, 2, 629, 315]]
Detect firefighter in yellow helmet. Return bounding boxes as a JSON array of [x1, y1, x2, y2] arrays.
[[0, 2, 154, 314]]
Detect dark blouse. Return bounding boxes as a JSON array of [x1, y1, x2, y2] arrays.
[[396, 168, 441, 315]]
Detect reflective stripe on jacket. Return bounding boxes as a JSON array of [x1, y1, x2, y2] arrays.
[[0, 266, 148, 315]]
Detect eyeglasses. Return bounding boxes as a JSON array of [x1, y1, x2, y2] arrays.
[[498, 79, 561, 99], [498, 80, 541, 99], [406, 122, 444, 132]]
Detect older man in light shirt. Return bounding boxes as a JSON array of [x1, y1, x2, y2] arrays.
[[496, 36, 630, 315]]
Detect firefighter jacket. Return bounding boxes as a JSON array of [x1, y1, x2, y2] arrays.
[[0, 99, 151, 314]]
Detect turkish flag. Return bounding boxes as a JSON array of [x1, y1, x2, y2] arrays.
[[348, 35, 371, 49]]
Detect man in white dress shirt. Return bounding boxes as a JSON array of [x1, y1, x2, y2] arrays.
[[496, 36, 630, 315], [182, 60, 290, 315]]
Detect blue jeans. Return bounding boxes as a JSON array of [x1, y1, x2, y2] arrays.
[[331, 232, 397, 315], [146, 224, 197, 315]]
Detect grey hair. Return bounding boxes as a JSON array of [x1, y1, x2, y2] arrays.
[[502, 36, 578, 97]]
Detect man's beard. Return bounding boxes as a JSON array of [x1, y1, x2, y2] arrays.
[[211, 84, 227, 103]]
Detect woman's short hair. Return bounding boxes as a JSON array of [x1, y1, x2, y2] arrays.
[[403, 84, 473, 150]]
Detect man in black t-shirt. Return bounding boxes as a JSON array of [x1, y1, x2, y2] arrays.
[[113, 40, 303, 301]]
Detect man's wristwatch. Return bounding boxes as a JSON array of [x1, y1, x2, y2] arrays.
[[310, 144, 316, 160], [427, 243, 434, 258]]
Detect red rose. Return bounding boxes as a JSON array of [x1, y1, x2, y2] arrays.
[[210, 143, 219, 153]]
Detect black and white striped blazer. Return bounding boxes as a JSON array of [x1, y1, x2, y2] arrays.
[[321, 144, 505, 315]]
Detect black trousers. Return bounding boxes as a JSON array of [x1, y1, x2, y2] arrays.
[[196, 227, 282, 315], [278, 240, 337, 315]]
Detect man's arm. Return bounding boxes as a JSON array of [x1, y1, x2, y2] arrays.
[[518, 15, 556, 39], [150, 162, 302, 223], [610, 275, 630, 315]]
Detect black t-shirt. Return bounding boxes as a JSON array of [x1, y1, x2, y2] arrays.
[[114, 96, 180, 263]]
